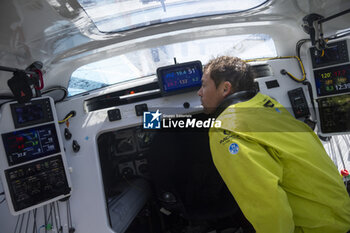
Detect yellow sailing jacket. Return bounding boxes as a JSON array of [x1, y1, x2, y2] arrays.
[[209, 92, 350, 233]]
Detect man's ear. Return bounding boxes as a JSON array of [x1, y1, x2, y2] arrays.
[[222, 81, 233, 97]]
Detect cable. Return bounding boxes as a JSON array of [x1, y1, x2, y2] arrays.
[[0, 85, 67, 108], [245, 56, 306, 83], [37, 225, 45, 233], [296, 39, 310, 58], [66, 201, 70, 228], [44, 205, 47, 233], [66, 200, 75, 233], [33, 69, 44, 91], [58, 114, 73, 124], [19, 213, 25, 233], [329, 137, 338, 169], [48, 204, 54, 231], [13, 214, 21, 233], [56, 202, 62, 233], [25, 211, 31, 233], [52, 203, 59, 233], [58, 111, 76, 124], [297, 31, 350, 59], [341, 135, 350, 149], [0, 196, 6, 204], [334, 137, 347, 171], [245, 55, 318, 116], [42, 86, 68, 103], [32, 209, 37, 233], [302, 80, 316, 114]]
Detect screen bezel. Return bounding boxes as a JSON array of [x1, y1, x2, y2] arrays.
[[4, 155, 71, 211], [2, 123, 61, 166], [317, 94, 350, 134], [157, 60, 203, 96], [310, 40, 349, 68], [313, 63, 350, 97], [10, 98, 53, 129]]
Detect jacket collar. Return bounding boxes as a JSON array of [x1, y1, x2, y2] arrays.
[[212, 91, 257, 118]]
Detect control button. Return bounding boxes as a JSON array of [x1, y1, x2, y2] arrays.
[[135, 104, 148, 116], [107, 109, 121, 121]]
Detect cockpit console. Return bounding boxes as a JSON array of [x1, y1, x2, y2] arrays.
[[0, 97, 72, 215], [310, 39, 350, 135]]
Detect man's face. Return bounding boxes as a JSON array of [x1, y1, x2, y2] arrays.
[[197, 71, 226, 114]]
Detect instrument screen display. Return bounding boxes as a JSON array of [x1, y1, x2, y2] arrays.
[[313, 64, 350, 96], [310, 40, 348, 68], [11, 98, 53, 128], [317, 94, 350, 134], [2, 123, 60, 166], [157, 61, 202, 95]]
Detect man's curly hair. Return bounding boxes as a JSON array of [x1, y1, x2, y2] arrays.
[[204, 56, 256, 93]]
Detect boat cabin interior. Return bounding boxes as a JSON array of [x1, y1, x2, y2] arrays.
[[0, 0, 349, 232]]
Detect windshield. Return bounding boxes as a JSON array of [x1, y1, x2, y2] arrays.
[[78, 0, 269, 32], [68, 33, 276, 96]]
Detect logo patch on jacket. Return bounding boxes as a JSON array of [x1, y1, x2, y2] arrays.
[[219, 131, 239, 145], [228, 143, 239, 155]]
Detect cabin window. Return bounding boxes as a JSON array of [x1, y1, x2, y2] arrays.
[[77, 0, 269, 32], [68, 33, 276, 96]]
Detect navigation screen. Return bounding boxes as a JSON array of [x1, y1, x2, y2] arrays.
[[11, 98, 53, 128], [310, 40, 349, 68], [157, 61, 202, 95], [313, 64, 350, 97], [15, 104, 44, 123], [2, 123, 60, 166]]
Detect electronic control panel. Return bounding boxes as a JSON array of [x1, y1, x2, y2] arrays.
[[2, 123, 61, 166], [253, 58, 313, 121], [316, 94, 350, 134], [5, 155, 70, 211], [0, 97, 72, 215], [309, 39, 350, 135], [157, 60, 203, 96], [310, 40, 349, 68], [10, 98, 54, 129], [313, 64, 350, 97]]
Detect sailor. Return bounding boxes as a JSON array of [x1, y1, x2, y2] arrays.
[[197, 56, 350, 233]]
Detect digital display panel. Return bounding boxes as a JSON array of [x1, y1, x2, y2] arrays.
[[2, 123, 60, 166], [310, 40, 349, 68], [5, 155, 70, 211], [317, 94, 350, 134], [157, 61, 202, 95], [11, 98, 53, 128], [313, 64, 350, 97], [15, 104, 44, 123]]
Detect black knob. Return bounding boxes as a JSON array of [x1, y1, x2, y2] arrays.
[[72, 140, 80, 153], [64, 128, 72, 140]]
